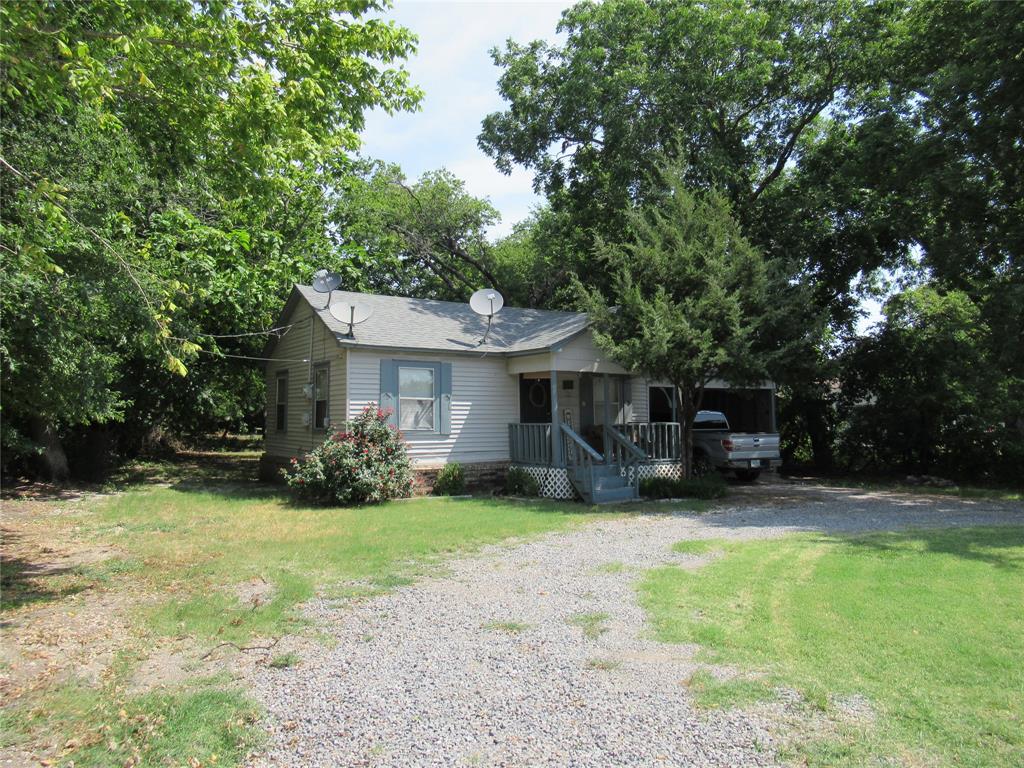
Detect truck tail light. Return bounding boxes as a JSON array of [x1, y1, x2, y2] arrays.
[[721, 439, 734, 452]]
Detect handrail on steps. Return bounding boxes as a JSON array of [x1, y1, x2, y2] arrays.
[[559, 423, 602, 501], [603, 425, 646, 465], [560, 423, 603, 462]]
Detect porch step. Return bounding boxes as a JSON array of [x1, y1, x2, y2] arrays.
[[593, 472, 626, 491], [591, 485, 638, 504]]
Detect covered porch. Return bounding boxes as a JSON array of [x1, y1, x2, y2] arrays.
[[507, 367, 674, 503], [505, 358, 776, 503]]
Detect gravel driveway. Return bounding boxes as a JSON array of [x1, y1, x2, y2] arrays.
[[248, 483, 1022, 768]]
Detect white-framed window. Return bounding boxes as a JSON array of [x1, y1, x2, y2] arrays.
[[313, 364, 329, 429], [398, 365, 436, 431], [275, 372, 288, 431]]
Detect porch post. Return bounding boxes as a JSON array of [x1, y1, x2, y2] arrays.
[[550, 369, 562, 466], [768, 387, 777, 432], [602, 373, 611, 427]]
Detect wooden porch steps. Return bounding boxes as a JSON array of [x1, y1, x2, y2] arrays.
[[587, 463, 638, 505]]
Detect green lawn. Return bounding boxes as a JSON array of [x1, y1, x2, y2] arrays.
[[639, 526, 1024, 767], [96, 487, 606, 642], [3, 480, 626, 767]]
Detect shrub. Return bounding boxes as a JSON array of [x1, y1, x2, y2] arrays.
[[283, 406, 413, 505], [433, 462, 466, 495], [640, 474, 728, 500], [506, 466, 540, 496]]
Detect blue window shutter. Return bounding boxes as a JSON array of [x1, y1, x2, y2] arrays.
[[439, 362, 453, 435], [379, 359, 398, 427]]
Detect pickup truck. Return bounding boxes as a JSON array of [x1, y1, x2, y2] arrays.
[[692, 410, 781, 481]]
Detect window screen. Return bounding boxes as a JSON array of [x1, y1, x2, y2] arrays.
[[399, 366, 435, 430], [275, 373, 288, 431], [313, 365, 329, 429]]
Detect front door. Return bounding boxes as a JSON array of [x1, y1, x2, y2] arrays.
[[519, 377, 551, 423]]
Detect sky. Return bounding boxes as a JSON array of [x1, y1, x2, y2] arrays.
[[359, 1, 574, 239]]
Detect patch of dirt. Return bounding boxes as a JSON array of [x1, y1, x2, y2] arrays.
[[1, 565, 140, 702], [0, 497, 141, 702], [230, 577, 277, 610], [128, 647, 200, 694]]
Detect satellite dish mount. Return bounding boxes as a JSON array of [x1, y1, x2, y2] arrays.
[[469, 288, 504, 345], [329, 299, 373, 339], [311, 269, 342, 307]]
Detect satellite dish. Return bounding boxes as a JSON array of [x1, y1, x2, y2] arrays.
[[469, 288, 504, 344], [329, 300, 373, 338], [312, 270, 342, 294], [470, 289, 504, 317]]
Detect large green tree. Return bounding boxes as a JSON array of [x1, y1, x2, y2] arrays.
[[479, 0, 896, 256], [1, 0, 420, 477], [478, 0, 906, 470], [839, 286, 1021, 481], [578, 169, 778, 478], [334, 163, 503, 302]]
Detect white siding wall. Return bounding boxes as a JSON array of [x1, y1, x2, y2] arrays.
[[553, 332, 630, 374], [264, 301, 346, 459], [348, 349, 519, 467]]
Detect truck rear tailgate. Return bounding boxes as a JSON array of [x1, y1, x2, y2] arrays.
[[725, 433, 780, 462]]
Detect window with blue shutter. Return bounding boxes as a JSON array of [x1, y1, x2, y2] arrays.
[[380, 360, 452, 435]]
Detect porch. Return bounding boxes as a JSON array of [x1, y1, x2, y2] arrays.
[[508, 418, 682, 503], [507, 368, 683, 503], [506, 365, 779, 503]]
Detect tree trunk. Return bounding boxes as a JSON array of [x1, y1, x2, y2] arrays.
[[28, 417, 70, 482], [676, 385, 702, 480]]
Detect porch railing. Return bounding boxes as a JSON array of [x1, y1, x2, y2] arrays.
[[615, 422, 681, 461], [508, 423, 552, 466]]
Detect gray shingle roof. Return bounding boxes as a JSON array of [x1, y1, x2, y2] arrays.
[[294, 285, 590, 355]]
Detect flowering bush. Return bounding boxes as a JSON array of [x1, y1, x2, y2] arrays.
[[284, 406, 413, 505]]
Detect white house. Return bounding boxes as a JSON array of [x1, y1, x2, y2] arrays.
[[261, 285, 777, 502]]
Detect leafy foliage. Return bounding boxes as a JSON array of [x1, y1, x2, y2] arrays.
[[479, 0, 894, 276], [838, 287, 1022, 482], [1, 1, 420, 477], [505, 466, 540, 497], [284, 407, 413, 505], [335, 163, 503, 301], [578, 166, 778, 478], [432, 462, 466, 496]]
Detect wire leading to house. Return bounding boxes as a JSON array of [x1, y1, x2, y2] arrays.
[[192, 349, 310, 363], [198, 323, 298, 339], [169, 321, 302, 345]]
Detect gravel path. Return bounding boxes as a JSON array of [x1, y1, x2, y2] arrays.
[[248, 483, 1022, 768]]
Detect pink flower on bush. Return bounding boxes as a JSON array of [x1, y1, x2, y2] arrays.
[[284, 404, 413, 505]]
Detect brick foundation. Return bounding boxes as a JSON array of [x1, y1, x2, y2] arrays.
[[413, 461, 510, 496]]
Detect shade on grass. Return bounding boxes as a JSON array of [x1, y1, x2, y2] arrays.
[[639, 527, 1024, 767]]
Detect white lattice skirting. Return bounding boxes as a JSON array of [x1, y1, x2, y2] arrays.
[[510, 465, 577, 500], [634, 463, 684, 481], [512, 462, 685, 500]]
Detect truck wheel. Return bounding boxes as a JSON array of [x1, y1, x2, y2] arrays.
[[735, 469, 761, 483], [692, 454, 712, 478]]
